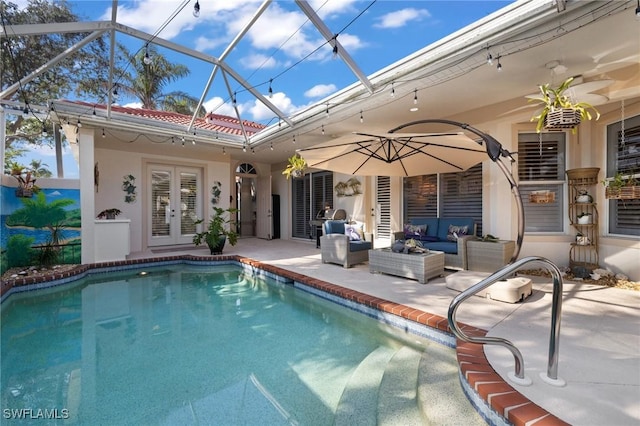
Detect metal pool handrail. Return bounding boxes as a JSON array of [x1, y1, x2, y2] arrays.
[[447, 257, 565, 387]]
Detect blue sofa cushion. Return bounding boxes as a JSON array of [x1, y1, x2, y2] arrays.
[[414, 235, 439, 243], [349, 240, 372, 252], [324, 220, 346, 235]]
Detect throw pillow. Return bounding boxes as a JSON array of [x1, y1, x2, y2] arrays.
[[403, 223, 427, 239], [447, 224, 469, 242], [344, 224, 362, 241]]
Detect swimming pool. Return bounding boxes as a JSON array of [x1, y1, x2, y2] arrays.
[[1, 261, 486, 425]]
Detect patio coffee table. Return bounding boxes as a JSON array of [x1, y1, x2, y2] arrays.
[[368, 248, 445, 284]]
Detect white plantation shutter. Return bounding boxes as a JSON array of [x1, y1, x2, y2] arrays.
[[291, 172, 333, 239], [152, 170, 171, 237], [376, 176, 391, 238]]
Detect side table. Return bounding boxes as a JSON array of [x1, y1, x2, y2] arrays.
[[466, 239, 516, 272]]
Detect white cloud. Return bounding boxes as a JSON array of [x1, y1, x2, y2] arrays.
[[374, 8, 431, 29], [203, 97, 236, 117], [304, 84, 337, 98], [239, 53, 278, 70], [122, 102, 143, 109], [249, 92, 298, 121]]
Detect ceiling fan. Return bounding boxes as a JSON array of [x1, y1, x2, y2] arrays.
[[524, 76, 613, 106]]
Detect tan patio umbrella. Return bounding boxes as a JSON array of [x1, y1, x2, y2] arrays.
[[297, 131, 486, 177]]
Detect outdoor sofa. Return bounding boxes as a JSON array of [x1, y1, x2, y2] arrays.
[[394, 217, 477, 270]]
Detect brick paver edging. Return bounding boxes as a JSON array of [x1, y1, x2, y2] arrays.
[[1, 255, 568, 426]]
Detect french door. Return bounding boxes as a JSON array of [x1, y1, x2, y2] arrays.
[[148, 164, 202, 246]]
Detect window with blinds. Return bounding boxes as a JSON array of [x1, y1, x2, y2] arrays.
[[518, 133, 566, 232], [606, 114, 640, 236], [402, 164, 482, 235], [440, 164, 483, 236], [376, 176, 391, 238], [291, 172, 333, 239]]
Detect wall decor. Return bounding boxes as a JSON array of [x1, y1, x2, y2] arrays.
[[335, 178, 362, 197], [122, 174, 137, 203], [211, 181, 222, 205]]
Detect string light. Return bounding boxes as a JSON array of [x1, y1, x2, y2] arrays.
[[112, 84, 119, 100], [486, 50, 493, 65], [42, 123, 48, 136], [360, 110, 364, 123], [171, 137, 175, 144], [326, 103, 329, 116], [332, 37, 339, 59], [496, 56, 502, 71], [268, 79, 273, 98], [93, 107, 96, 115], [321, 125, 325, 135], [193, 0, 200, 17], [243, 144, 247, 152], [390, 82, 395, 97], [270, 142, 273, 150], [102, 128, 106, 138], [222, 147, 226, 155], [413, 89, 418, 105], [232, 92, 237, 106], [22, 105, 29, 118], [143, 45, 152, 65], [292, 135, 296, 144], [77, 119, 82, 128]]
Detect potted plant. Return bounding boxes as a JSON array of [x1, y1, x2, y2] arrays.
[[529, 76, 600, 133], [602, 171, 639, 200], [282, 154, 307, 179], [575, 189, 593, 203], [97, 208, 122, 219], [192, 207, 239, 254], [577, 211, 592, 225], [9, 163, 39, 198]]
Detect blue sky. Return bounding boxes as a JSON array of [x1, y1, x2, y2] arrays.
[[10, 0, 511, 177]]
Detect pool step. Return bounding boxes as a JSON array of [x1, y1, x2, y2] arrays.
[[377, 346, 424, 426], [417, 343, 486, 426], [333, 345, 397, 426]]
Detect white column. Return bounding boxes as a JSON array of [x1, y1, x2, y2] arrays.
[[78, 127, 96, 264]]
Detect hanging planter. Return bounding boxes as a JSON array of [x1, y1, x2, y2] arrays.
[[529, 77, 600, 134], [282, 154, 307, 180], [602, 172, 640, 200], [544, 108, 582, 130]]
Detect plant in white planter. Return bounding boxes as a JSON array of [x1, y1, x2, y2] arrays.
[[577, 211, 592, 224], [575, 189, 593, 203]]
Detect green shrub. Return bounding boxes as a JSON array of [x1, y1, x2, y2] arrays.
[[7, 235, 35, 268]]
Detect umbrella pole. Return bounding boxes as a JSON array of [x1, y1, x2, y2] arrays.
[[388, 119, 523, 261]]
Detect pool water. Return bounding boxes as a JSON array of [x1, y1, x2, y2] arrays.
[[1, 264, 483, 425]]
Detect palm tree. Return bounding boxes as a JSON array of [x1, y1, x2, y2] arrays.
[[29, 159, 52, 178], [118, 45, 206, 116]]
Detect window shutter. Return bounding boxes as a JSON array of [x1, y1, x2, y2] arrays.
[[376, 176, 391, 238]]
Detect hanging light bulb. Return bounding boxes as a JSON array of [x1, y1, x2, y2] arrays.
[[251, 148, 255, 154], [42, 123, 48, 137], [332, 37, 339, 59], [268, 79, 273, 98], [93, 107, 96, 115], [292, 135, 296, 144], [112, 84, 119, 100], [102, 128, 106, 138], [413, 89, 418, 105], [193, 0, 200, 17], [390, 82, 395, 97], [232, 92, 237, 106], [270, 142, 273, 151], [77, 119, 82, 128], [486, 51, 493, 65], [171, 137, 175, 145], [497, 57, 503, 72], [325, 103, 330, 116], [222, 147, 226, 155], [360, 110, 364, 123], [321, 125, 325, 135], [143, 45, 152, 65], [243, 144, 247, 153], [22, 105, 29, 118]]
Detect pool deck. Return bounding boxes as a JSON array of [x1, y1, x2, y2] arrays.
[[4, 237, 638, 425]]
